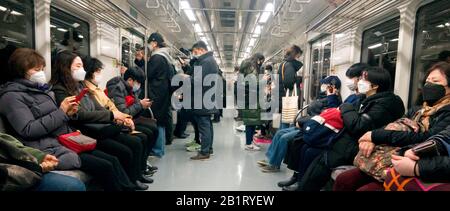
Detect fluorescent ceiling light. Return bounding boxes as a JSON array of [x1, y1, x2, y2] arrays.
[[368, 43, 382, 49], [180, 1, 196, 22], [194, 24, 202, 33], [436, 24, 445, 28], [57, 28, 68, 32], [11, 10, 23, 16], [197, 32, 204, 36], [390, 38, 399, 42], [246, 47, 251, 53], [253, 25, 262, 37], [445, 22, 450, 27], [0, 6, 7, 11], [335, 33, 345, 39], [50, 24, 56, 28], [259, 3, 274, 23], [78, 35, 84, 39], [249, 38, 256, 47]]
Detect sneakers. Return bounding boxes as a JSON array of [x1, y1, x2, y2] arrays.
[[190, 153, 210, 161], [186, 143, 201, 152], [257, 160, 269, 167], [244, 144, 261, 151], [235, 125, 246, 132], [260, 165, 280, 173], [185, 140, 197, 147]]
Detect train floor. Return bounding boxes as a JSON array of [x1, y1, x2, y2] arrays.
[[148, 109, 292, 191]]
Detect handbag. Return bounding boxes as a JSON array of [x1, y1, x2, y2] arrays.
[[58, 131, 97, 154], [412, 140, 441, 158], [384, 168, 449, 191], [282, 85, 299, 124], [354, 145, 400, 182]]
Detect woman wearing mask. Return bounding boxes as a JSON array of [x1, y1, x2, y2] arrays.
[[290, 67, 405, 191], [83, 57, 154, 186], [239, 53, 266, 151], [0, 48, 134, 191], [51, 52, 149, 190], [335, 62, 450, 191]]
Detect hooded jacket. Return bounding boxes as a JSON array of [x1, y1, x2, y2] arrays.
[[0, 79, 81, 170]]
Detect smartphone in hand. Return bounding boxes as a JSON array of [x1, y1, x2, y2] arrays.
[[75, 88, 89, 103]]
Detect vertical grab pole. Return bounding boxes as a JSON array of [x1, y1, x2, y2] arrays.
[[144, 29, 149, 99]]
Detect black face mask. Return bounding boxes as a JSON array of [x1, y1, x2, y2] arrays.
[[422, 83, 446, 105]]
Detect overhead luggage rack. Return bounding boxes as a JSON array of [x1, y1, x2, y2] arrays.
[[65, 0, 147, 29], [306, 0, 407, 33]]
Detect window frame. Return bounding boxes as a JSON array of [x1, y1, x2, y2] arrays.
[[0, 0, 35, 48]]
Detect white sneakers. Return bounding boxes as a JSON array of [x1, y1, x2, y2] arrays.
[[245, 144, 261, 151], [235, 125, 246, 132]]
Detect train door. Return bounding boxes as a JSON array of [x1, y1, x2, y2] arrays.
[[121, 29, 144, 68], [309, 35, 332, 101]]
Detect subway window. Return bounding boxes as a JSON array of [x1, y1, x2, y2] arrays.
[[0, 0, 34, 48], [409, 0, 450, 107], [121, 29, 144, 68], [361, 17, 400, 90], [50, 7, 90, 60]]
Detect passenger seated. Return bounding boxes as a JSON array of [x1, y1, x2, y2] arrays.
[[257, 76, 342, 173], [0, 133, 85, 191], [307, 76, 342, 116], [0, 48, 134, 191], [278, 63, 368, 189], [50, 52, 152, 190], [106, 66, 158, 172], [295, 67, 405, 191], [335, 62, 450, 191]]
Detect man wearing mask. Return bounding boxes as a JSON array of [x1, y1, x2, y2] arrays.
[[188, 41, 220, 160], [146, 32, 176, 156]]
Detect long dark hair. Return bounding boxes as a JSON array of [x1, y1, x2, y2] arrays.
[[50, 51, 79, 95]]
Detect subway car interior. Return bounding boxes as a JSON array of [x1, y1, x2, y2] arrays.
[[0, 0, 450, 193]]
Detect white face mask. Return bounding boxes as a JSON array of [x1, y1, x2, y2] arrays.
[[357, 80, 371, 94], [320, 84, 328, 93], [345, 78, 357, 91], [29, 71, 47, 84], [72, 67, 86, 82], [133, 83, 141, 92], [93, 73, 103, 85]]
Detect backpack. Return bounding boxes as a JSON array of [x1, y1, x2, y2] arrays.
[[302, 108, 344, 148]]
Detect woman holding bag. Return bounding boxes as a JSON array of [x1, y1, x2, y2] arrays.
[[0, 48, 135, 191], [50, 51, 150, 190], [238, 53, 266, 151], [335, 62, 450, 191]]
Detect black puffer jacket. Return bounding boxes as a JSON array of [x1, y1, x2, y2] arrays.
[[414, 127, 450, 182], [371, 105, 450, 147], [325, 91, 405, 167]]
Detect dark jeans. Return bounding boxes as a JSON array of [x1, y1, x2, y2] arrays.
[[79, 150, 134, 191], [166, 110, 174, 144], [115, 133, 146, 181], [174, 109, 200, 143], [245, 126, 256, 145], [193, 115, 214, 155]]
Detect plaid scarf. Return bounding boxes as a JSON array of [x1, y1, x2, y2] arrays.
[[414, 94, 450, 131]]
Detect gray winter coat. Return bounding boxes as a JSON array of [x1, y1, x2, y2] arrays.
[[0, 79, 81, 170]]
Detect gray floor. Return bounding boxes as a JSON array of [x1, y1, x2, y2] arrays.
[[148, 109, 293, 191]]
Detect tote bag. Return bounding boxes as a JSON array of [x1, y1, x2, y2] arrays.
[[282, 85, 299, 124]]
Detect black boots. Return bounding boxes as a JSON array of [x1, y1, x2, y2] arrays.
[[277, 173, 298, 188]]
